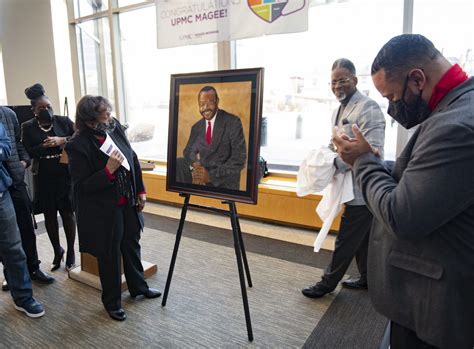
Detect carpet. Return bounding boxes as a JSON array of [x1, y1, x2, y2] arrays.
[[0, 225, 337, 348]]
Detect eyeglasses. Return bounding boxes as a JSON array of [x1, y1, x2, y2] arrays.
[[330, 77, 352, 87]]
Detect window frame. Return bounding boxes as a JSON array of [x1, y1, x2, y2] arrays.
[[66, 0, 418, 177]]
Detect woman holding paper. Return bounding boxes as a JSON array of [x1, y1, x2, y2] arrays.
[[21, 83, 76, 272], [66, 95, 160, 322]]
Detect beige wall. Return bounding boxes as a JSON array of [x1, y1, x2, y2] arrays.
[[0, 0, 74, 114]]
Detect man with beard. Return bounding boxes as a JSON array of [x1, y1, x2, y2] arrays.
[[176, 86, 246, 190], [332, 34, 474, 348], [302, 58, 385, 298]]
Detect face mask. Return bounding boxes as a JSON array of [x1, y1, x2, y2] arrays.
[[93, 117, 116, 134], [38, 108, 53, 123], [387, 75, 431, 129]]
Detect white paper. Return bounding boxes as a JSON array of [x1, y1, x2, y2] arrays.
[[99, 133, 130, 171]]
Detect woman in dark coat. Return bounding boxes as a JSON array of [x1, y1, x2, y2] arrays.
[[66, 95, 160, 321], [21, 83, 76, 271]]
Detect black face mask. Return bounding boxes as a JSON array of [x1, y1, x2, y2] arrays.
[[387, 75, 431, 129], [38, 108, 53, 124]]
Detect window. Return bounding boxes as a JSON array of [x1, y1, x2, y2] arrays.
[[118, 6, 216, 161], [75, 17, 115, 105], [235, 0, 403, 170], [73, 0, 108, 18], [117, 0, 152, 7], [413, 0, 473, 76]]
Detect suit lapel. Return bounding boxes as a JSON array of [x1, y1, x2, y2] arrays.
[[52, 116, 66, 136], [341, 91, 362, 121], [109, 129, 133, 172]]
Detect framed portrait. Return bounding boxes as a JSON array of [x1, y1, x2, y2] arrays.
[[166, 68, 264, 204]]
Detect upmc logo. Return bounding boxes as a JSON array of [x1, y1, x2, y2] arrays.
[[247, 0, 306, 23]]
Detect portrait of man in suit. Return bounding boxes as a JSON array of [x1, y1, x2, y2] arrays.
[[176, 85, 247, 190]]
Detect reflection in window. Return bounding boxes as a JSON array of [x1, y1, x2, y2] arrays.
[[75, 18, 114, 106], [119, 6, 216, 161], [236, 0, 403, 171]]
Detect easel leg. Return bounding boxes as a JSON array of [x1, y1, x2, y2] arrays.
[[235, 214, 252, 288], [229, 201, 254, 342], [161, 194, 190, 306]]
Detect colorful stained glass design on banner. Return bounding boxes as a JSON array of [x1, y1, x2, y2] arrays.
[[248, 0, 288, 23]]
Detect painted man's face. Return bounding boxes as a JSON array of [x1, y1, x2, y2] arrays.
[[198, 90, 219, 120]]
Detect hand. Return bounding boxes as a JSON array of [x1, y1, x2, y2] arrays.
[[191, 164, 210, 185], [105, 150, 123, 174], [43, 136, 65, 148], [137, 193, 146, 211], [20, 160, 28, 169], [331, 124, 375, 167]]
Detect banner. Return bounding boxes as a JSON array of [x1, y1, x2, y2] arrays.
[[156, 0, 308, 49]]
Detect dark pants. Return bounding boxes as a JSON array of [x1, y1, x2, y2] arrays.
[[9, 184, 40, 273], [321, 205, 372, 289], [390, 321, 438, 349], [97, 205, 148, 311], [0, 190, 33, 305]]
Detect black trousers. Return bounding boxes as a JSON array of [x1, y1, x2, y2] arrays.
[[321, 205, 372, 289], [9, 184, 40, 273], [97, 204, 148, 311], [390, 321, 439, 349]]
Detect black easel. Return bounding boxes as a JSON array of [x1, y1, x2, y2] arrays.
[[161, 193, 254, 341]]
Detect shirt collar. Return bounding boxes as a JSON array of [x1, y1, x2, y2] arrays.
[[428, 64, 469, 111]]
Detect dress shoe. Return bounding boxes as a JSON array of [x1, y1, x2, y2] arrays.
[[341, 277, 368, 290], [2, 280, 9, 292], [302, 283, 333, 298], [51, 247, 65, 271], [30, 269, 55, 284], [65, 251, 75, 272], [130, 288, 162, 299], [107, 308, 126, 321]]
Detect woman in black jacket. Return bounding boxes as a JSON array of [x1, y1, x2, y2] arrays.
[[66, 95, 160, 321], [21, 83, 76, 272]]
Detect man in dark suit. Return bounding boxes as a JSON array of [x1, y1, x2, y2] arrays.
[[176, 86, 246, 190], [332, 34, 474, 348]]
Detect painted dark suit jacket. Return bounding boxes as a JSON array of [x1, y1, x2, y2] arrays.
[[183, 109, 246, 190]]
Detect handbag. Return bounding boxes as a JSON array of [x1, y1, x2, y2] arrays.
[[59, 149, 69, 164], [258, 156, 269, 183]]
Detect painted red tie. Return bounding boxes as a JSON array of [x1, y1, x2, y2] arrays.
[[206, 120, 212, 145]]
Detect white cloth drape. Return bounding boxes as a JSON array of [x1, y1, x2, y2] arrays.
[[296, 147, 354, 252]]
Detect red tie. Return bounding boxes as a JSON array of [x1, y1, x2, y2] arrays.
[[206, 121, 212, 145]]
